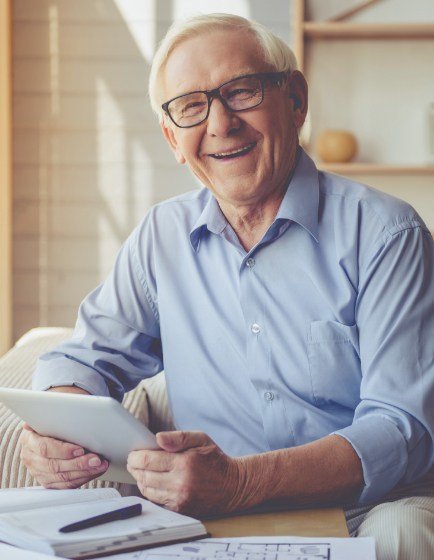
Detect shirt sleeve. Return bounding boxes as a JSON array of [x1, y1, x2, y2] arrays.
[[32, 224, 163, 401], [333, 224, 434, 504]]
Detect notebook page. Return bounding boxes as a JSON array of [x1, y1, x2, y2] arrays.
[[0, 486, 121, 513], [0, 542, 58, 559], [0, 496, 201, 544]]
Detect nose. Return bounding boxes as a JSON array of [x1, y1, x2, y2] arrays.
[[206, 97, 241, 137]]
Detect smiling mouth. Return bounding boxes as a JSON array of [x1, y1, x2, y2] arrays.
[[208, 142, 256, 160]]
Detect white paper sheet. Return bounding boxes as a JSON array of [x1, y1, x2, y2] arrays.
[[0, 542, 65, 559], [103, 536, 376, 560]]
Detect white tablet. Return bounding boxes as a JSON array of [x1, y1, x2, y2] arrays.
[[0, 388, 158, 484]]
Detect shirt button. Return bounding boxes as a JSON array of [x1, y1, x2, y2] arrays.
[[246, 258, 256, 268], [264, 391, 274, 401], [251, 323, 261, 334]]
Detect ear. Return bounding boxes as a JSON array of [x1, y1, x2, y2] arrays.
[[287, 70, 308, 128], [161, 118, 186, 164]]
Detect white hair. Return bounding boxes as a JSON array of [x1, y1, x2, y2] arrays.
[[148, 13, 298, 121]]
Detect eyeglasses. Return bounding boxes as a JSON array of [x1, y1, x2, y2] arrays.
[[162, 71, 286, 129]]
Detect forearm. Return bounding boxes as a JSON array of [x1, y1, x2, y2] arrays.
[[233, 435, 363, 510], [47, 386, 90, 395]]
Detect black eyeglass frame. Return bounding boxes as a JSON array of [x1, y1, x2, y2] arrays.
[[161, 71, 287, 129]]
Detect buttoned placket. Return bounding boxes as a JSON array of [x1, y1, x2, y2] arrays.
[[238, 249, 295, 451]]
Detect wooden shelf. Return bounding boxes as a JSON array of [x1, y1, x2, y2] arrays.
[[303, 22, 434, 40], [317, 163, 434, 175]]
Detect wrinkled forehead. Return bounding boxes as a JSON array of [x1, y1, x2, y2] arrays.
[[162, 28, 272, 100]]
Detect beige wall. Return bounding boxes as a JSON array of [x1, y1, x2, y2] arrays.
[[13, 0, 169, 340], [1, 0, 12, 354]]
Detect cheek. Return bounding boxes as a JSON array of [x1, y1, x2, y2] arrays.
[[274, 116, 298, 150], [186, 126, 205, 151], [169, 126, 195, 162], [178, 138, 214, 185], [181, 136, 203, 165]]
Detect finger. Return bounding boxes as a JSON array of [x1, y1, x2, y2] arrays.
[[127, 450, 173, 472], [41, 479, 92, 489], [39, 472, 104, 489], [21, 448, 109, 476], [127, 466, 167, 489], [18, 424, 37, 447], [36, 467, 106, 484], [18, 429, 30, 447], [137, 483, 172, 509], [156, 431, 211, 452], [27, 460, 108, 488], [21, 430, 85, 460]]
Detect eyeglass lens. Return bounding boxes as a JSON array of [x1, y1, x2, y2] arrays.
[[168, 75, 264, 127]]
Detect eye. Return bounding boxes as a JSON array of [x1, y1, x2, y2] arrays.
[[221, 76, 263, 107], [181, 101, 207, 116], [170, 93, 208, 122], [226, 87, 257, 100]]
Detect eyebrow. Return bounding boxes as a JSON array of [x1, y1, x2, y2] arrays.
[[175, 68, 265, 97], [223, 67, 260, 83]]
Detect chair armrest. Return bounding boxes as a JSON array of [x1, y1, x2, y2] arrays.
[[142, 372, 174, 433]]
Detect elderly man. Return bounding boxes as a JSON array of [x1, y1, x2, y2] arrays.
[[20, 14, 434, 560]]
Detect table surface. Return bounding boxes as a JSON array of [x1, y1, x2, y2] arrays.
[[203, 507, 349, 538]]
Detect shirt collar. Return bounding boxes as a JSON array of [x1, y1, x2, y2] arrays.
[[274, 148, 319, 242], [189, 148, 319, 251], [189, 195, 227, 251]]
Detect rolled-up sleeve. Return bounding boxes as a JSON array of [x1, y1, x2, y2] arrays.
[[334, 224, 434, 504], [33, 223, 163, 401]]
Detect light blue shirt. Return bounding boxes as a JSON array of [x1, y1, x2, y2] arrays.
[[33, 149, 434, 505]]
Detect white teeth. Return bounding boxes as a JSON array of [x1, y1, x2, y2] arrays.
[[218, 146, 247, 157], [212, 143, 254, 157]]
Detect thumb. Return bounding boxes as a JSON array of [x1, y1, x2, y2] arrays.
[[156, 431, 212, 452]]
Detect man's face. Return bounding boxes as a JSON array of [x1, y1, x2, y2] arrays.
[[161, 29, 307, 208]]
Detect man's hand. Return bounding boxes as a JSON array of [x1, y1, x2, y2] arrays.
[[127, 431, 245, 516], [19, 386, 109, 489], [127, 432, 363, 517], [19, 425, 109, 489]]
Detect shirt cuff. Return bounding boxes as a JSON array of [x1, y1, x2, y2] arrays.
[[32, 356, 110, 397], [333, 415, 408, 505]]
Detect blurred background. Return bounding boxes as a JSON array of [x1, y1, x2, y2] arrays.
[[1, 0, 433, 353]]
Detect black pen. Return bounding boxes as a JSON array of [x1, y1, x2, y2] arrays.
[[59, 503, 143, 533]]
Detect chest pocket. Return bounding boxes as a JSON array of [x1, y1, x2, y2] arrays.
[[307, 320, 361, 409]]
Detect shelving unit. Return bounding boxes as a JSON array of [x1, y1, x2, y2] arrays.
[[318, 163, 434, 176], [292, 0, 434, 180], [303, 22, 434, 40]]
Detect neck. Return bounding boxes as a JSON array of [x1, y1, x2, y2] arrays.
[[219, 194, 284, 252], [218, 150, 300, 251]]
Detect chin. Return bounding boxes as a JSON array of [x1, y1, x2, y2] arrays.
[[216, 178, 260, 196]]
